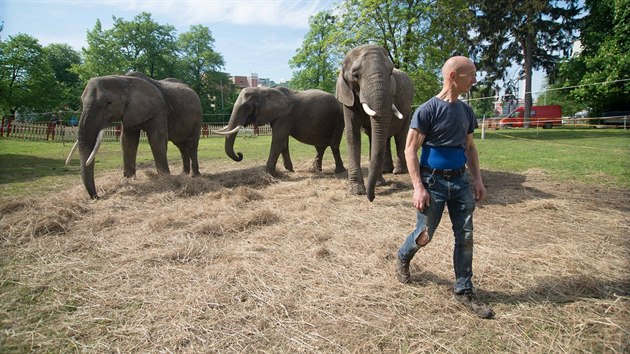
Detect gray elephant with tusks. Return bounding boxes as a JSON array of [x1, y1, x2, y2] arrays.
[[214, 86, 345, 175], [66, 72, 202, 199], [336, 45, 414, 201]]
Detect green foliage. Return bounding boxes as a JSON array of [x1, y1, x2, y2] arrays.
[[73, 19, 126, 80], [0, 33, 58, 116], [112, 12, 178, 78], [77, 14, 240, 118], [566, 0, 628, 116], [535, 79, 583, 116], [469, 82, 496, 118], [338, 0, 472, 103], [547, 0, 629, 117], [76, 13, 179, 79], [291, 0, 472, 104], [289, 11, 340, 93], [3, 13, 240, 120], [176, 24, 234, 115], [43, 43, 83, 111], [470, 0, 582, 120]]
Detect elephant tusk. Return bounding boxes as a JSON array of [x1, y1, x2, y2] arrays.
[[213, 125, 243, 135], [214, 125, 229, 133], [392, 104, 404, 119], [362, 103, 377, 117], [65, 140, 79, 166], [86, 129, 105, 166]]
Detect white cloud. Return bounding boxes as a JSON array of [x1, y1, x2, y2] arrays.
[[107, 0, 333, 28]]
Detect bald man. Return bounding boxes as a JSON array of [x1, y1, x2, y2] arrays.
[[396, 56, 493, 318]]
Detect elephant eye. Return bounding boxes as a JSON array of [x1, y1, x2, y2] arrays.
[[352, 72, 360, 80]]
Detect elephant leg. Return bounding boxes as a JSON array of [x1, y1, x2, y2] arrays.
[[393, 129, 408, 175], [266, 134, 287, 175], [188, 139, 200, 176], [122, 129, 141, 178], [173, 141, 191, 175], [312, 146, 325, 172], [281, 147, 294, 172], [344, 107, 366, 195], [382, 137, 394, 174], [331, 144, 346, 173], [146, 129, 170, 174]]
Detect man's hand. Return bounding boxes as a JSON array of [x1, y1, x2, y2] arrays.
[[413, 186, 430, 211], [473, 178, 486, 202]]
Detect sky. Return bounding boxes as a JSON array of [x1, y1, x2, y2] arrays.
[[1, 0, 545, 97], [1, 0, 339, 83]]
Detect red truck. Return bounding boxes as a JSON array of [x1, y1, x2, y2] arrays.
[[499, 105, 562, 129]]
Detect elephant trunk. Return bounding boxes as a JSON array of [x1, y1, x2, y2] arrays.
[[366, 118, 389, 202], [361, 75, 392, 202], [78, 110, 105, 199], [224, 131, 243, 162], [223, 106, 246, 161]]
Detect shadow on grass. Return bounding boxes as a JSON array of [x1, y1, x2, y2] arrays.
[[377, 168, 556, 206], [407, 270, 630, 305], [0, 154, 77, 185], [480, 169, 555, 206], [483, 274, 630, 305]]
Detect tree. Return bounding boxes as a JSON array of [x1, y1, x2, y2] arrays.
[[74, 19, 126, 81], [333, 0, 472, 103], [561, 0, 629, 116], [0, 33, 57, 118], [289, 11, 341, 93], [76, 13, 178, 80], [44, 43, 83, 111], [111, 12, 178, 78], [470, 0, 582, 127], [468, 82, 496, 119], [176, 24, 231, 115]]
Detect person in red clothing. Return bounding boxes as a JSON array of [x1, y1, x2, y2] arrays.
[[47, 113, 60, 140]]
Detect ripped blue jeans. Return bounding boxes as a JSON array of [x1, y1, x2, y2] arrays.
[[397, 170, 476, 294]]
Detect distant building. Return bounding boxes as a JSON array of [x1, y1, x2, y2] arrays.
[[230, 73, 271, 88], [231, 75, 249, 88]]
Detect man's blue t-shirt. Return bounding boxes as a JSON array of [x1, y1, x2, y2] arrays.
[[410, 96, 478, 169]]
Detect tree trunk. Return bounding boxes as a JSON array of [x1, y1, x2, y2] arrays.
[[523, 7, 535, 129]]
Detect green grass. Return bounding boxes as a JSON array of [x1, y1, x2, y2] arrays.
[[1, 128, 628, 197], [476, 128, 630, 186]]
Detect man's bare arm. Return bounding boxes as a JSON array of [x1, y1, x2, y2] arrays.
[[405, 128, 429, 210]]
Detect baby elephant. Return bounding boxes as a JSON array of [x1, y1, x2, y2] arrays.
[[216, 86, 345, 174]]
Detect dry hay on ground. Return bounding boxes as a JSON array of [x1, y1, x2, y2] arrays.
[[1, 159, 629, 353]]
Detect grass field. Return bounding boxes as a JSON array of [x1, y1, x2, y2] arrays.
[[1, 128, 629, 197], [1, 128, 629, 352]]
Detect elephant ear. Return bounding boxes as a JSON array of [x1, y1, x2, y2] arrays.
[[336, 70, 354, 107], [123, 78, 166, 126], [392, 69, 414, 108], [254, 88, 292, 126], [390, 73, 398, 99]]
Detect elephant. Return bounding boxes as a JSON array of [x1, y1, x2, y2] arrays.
[[66, 71, 202, 199], [215, 86, 345, 175], [336, 44, 414, 201]]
